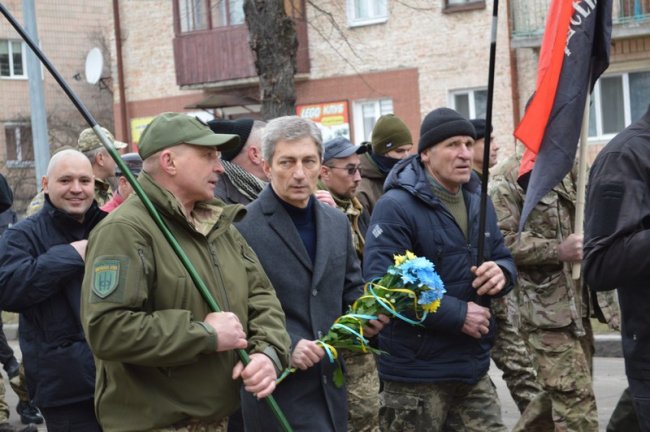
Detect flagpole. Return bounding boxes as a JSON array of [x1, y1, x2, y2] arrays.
[[572, 94, 591, 280], [477, 0, 499, 265]]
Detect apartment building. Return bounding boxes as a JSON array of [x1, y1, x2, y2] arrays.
[[110, 0, 515, 153]]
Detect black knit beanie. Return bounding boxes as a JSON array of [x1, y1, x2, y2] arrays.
[[207, 118, 255, 161], [470, 118, 493, 140], [418, 108, 476, 154]]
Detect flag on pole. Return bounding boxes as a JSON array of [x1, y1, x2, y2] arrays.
[[514, 0, 612, 231]]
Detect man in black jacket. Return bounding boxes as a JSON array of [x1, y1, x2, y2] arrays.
[[584, 106, 650, 431], [0, 150, 105, 432]]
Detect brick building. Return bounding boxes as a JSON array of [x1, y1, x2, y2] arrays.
[[110, 0, 516, 155], [3, 1, 650, 212]]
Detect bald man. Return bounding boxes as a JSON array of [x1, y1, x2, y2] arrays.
[[0, 149, 105, 431]]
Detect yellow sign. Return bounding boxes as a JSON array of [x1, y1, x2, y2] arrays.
[[130, 116, 155, 145]]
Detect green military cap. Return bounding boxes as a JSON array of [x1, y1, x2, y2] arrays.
[[78, 127, 127, 153], [138, 113, 240, 160]]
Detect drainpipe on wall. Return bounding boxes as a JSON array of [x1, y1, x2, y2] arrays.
[[505, 0, 521, 132], [113, 0, 129, 146]]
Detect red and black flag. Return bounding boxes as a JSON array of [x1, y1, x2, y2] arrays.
[[514, 0, 612, 231]]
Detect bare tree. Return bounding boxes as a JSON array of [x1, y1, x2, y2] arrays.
[[244, 0, 298, 119]]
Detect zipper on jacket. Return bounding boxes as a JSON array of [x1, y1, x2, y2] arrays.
[[208, 242, 231, 312]]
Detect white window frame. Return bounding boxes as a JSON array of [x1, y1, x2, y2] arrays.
[[449, 87, 487, 119], [587, 71, 650, 142], [178, 0, 208, 33], [0, 40, 27, 79], [352, 98, 394, 144], [5, 123, 34, 168], [346, 0, 388, 28]]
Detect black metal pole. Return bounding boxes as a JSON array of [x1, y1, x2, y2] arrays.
[[477, 0, 499, 265], [0, 4, 293, 430]]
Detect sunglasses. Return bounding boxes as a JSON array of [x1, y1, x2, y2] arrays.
[[327, 165, 361, 176]]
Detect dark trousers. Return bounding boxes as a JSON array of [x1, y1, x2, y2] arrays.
[[629, 378, 650, 432], [40, 399, 101, 432]]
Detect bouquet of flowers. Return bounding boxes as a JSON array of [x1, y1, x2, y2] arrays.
[[278, 251, 446, 386]]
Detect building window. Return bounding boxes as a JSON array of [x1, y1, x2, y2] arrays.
[[178, 0, 209, 32], [449, 88, 487, 119], [213, 0, 245, 27], [352, 98, 393, 144], [588, 70, 650, 140], [443, 0, 486, 13], [5, 124, 34, 168], [0, 40, 26, 79], [347, 0, 388, 27]]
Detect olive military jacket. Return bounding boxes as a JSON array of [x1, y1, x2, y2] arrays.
[[81, 173, 291, 432]]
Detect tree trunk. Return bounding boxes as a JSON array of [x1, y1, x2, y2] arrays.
[[244, 0, 298, 120]]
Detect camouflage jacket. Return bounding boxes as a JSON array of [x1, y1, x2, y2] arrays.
[[489, 154, 588, 335], [317, 182, 367, 261]]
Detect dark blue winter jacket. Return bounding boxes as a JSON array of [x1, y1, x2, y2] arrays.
[[364, 155, 515, 384], [0, 196, 106, 408]]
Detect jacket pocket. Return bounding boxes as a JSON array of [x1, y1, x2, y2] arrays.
[[519, 272, 572, 328]]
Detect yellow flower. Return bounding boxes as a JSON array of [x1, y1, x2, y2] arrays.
[[393, 253, 406, 266], [422, 299, 441, 313], [405, 250, 416, 261]]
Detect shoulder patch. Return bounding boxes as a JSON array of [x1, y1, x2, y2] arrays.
[[371, 224, 383, 238], [93, 259, 121, 299]]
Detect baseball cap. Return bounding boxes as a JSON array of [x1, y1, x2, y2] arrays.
[[115, 152, 143, 176], [138, 113, 240, 160], [323, 136, 368, 163], [78, 127, 128, 153]]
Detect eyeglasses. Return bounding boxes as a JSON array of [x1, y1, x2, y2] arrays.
[[327, 165, 361, 176]]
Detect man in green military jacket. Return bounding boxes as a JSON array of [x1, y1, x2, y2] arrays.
[[81, 113, 291, 432]]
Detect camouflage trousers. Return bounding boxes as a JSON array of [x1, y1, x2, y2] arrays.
[[0, 362, 30, 422], [490, 294, 544, 413], [521, 323, 598, 432], [149, 417, 228, 432], [345, 351, 380, 432], [379, 375, 506, 432]]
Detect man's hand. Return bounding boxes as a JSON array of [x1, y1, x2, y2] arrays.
[[558, 233, 583, 263], [363, 314, 390, 338], [314, 190, 336, 207], [203, 312, 247, 352], [232, 353, 277, 399], [70, 240, 88, 261], [470, 261, 506, 296], [462, 301, 491, 339], [290, 339, 325, 370]]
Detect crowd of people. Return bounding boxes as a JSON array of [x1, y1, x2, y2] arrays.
[[0, 105, 645, 432]]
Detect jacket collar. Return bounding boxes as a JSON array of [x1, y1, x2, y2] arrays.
[[138, 172, 246, 237], [256, 186, 334, 285]]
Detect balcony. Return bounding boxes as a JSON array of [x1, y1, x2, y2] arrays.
[[510, 0, 650, 48]]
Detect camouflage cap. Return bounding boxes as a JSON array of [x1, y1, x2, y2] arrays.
[[78, 127, 128, 153], [137, 113, 240, 160]]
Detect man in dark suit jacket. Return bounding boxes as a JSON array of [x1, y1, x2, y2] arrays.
[[236, 116, 387, 432]]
